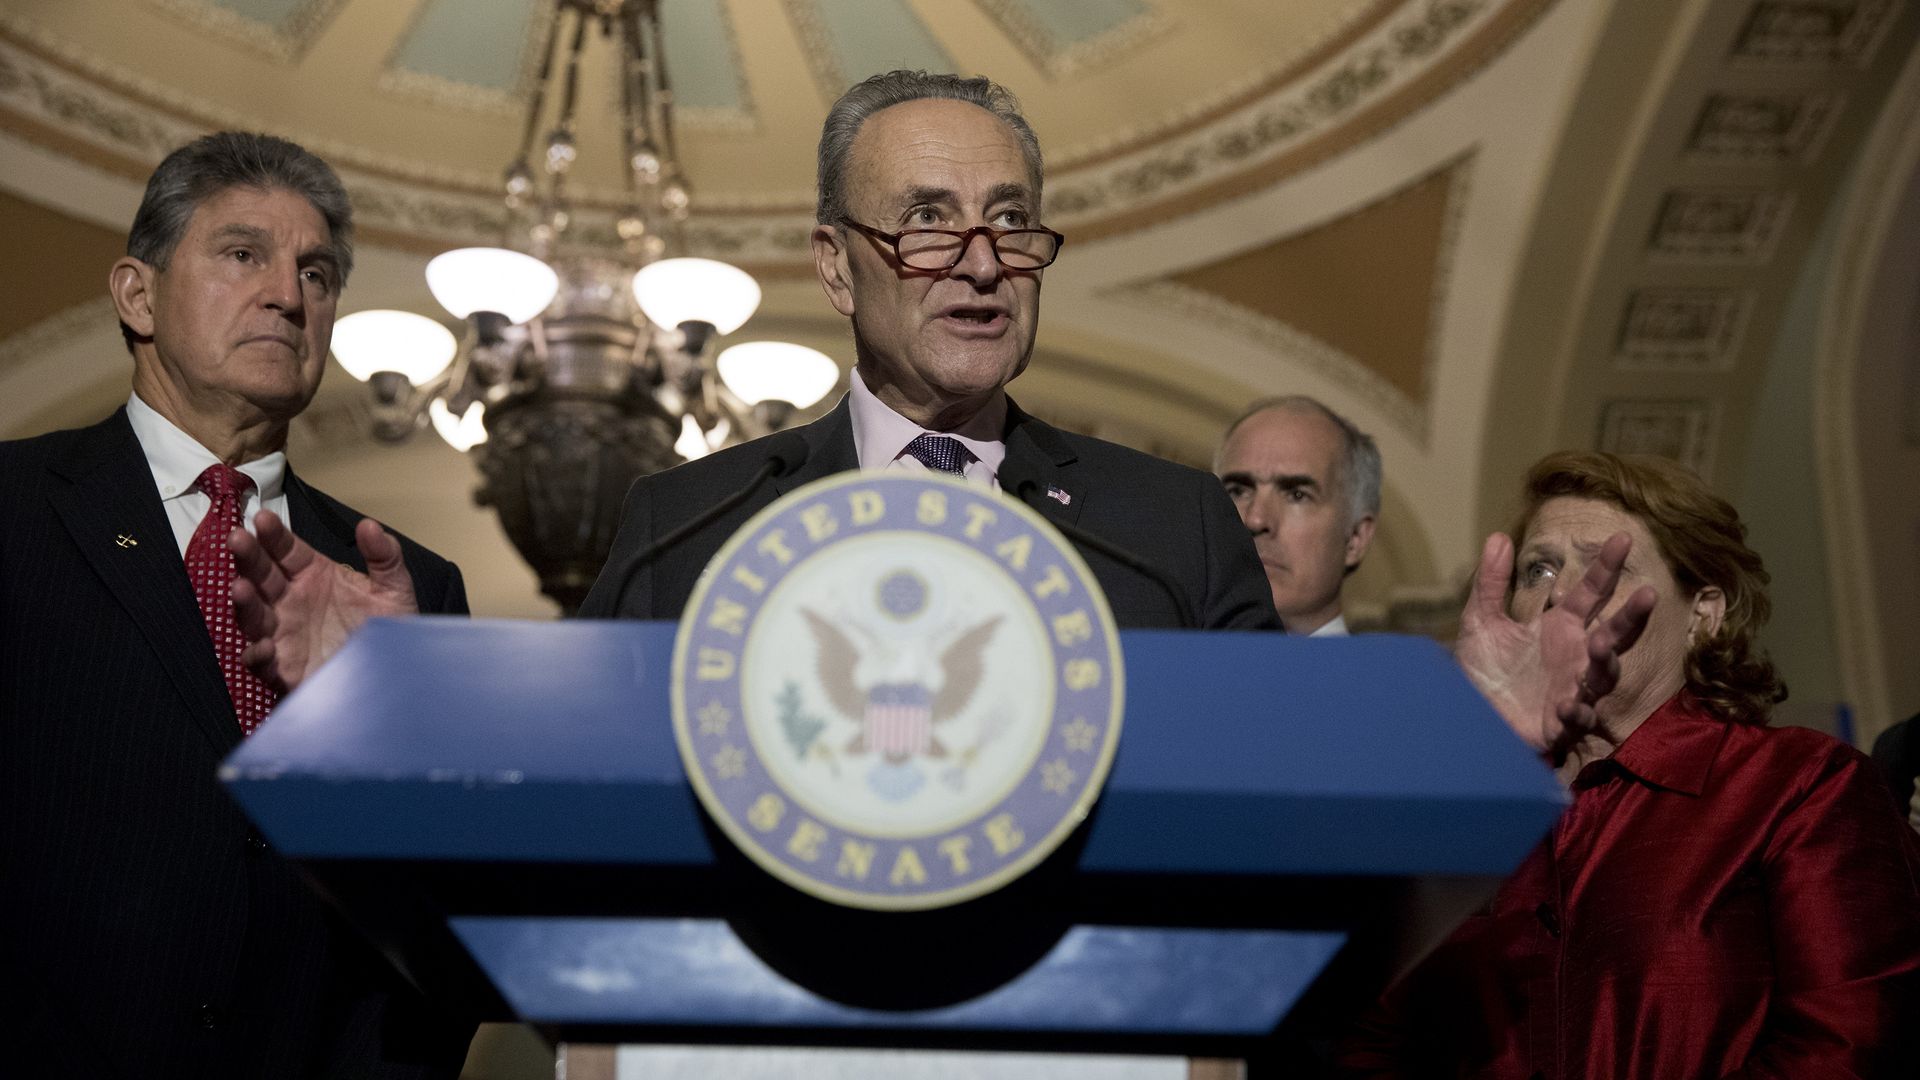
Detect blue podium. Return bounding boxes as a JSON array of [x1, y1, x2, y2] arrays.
[[222, 617, 1562, 1056]]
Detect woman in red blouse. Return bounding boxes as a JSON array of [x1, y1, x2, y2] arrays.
[[1339, 451, 1920, 1079]]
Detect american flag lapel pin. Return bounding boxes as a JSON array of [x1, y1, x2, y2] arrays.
[[1045, 485, 1071, 506]]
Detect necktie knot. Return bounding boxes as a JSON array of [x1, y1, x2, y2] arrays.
[[196, 463, 255, 504], [903, 433, 973, 477]]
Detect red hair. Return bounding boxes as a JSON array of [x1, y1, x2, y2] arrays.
[[1517, 451, 1786, 724]]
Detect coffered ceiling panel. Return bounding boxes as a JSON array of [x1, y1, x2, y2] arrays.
[[145, 0, 347, 61], [388, 0, 543, 101], [784, 0, 954, 99]]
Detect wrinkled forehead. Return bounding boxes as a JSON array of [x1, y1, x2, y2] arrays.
[[1223, 406, 1345, 477], [1519, 496, 1666, 564], [846, 99, 1041, 211], [181, 184, 332, 244]]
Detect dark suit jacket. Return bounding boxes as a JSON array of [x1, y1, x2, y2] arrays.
[[0, 409, 471, 1079], [1873, 715, 1920, 814], [579, 395, 1277, 630]]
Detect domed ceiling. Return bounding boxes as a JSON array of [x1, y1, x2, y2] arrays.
[[0, 0, 1542, 250]]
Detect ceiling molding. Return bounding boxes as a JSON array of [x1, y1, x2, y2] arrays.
[[970, 0, 1173, 81], [1055, 0, 1553, 240], [0, 0, 1552, 242], [0, 295, 116, 375], [1812, 33, 1920, 739], [142, 0, 347, 64]]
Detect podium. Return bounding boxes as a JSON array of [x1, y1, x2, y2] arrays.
[[221, 617, 1562, 1059]]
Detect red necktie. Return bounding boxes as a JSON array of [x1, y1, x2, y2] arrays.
[[186, 464, 276, 735]]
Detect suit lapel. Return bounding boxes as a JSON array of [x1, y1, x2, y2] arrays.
[[283, 469, 362, 570], [47, 410, 241, 755], [1001, 399, 1086, 528], [772, 394, 859, 497]]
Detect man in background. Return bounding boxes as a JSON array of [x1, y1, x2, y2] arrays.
[[0, 132, 470, 1078], [1216, 396, 1380, 636]]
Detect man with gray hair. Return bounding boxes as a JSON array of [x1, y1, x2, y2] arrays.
[[232, 71, 1277, 645], [1215, 396, 1380, 636], [0, 132, 470, 1077], [573, 68, 1273, 626]]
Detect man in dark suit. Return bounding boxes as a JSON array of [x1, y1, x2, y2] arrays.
[[0, 133, 471, 1078], [576, 70, 1275, 629], [230, 71, 1276, 657]]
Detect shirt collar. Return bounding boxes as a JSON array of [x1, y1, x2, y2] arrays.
[[1309, 614, 1350, 638], [846, 367, 1007, 478], [1579, 691, 1730, 796], [126, 392, 287, 505]]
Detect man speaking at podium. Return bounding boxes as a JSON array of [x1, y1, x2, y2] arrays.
[[229, 70, 1279, 673], [574, 70, 1277, 631]]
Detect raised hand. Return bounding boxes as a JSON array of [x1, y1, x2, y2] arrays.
[[229, 510, 420, 695], [1455, 530, 1656, 762]]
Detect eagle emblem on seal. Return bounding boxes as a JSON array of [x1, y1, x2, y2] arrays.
[[796, 569, 1004, 801]]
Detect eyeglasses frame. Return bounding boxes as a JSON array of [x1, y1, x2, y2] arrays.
[[838, 218, 1067, 271]]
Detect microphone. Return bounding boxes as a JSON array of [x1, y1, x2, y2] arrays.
[[603, 432, 810, 615], [999, 469, 1196, 630]]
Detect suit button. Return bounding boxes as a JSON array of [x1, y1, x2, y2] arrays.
[[197, 1003, 218, 1030], [1534, 902, 1561, 938]]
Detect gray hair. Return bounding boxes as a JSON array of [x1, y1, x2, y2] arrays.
[[1218, 395, 1382, 527], [816, 70, 1044, 225], [123, 132, 353, 349]]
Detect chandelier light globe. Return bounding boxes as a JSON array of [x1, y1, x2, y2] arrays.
[[674, 413, 713, 461], [717, 341, 840, 409], [330, 309, 458, 386], [428, 398, 489, 452], [632, 257, 761, 334], [425, 247, 560, 324]]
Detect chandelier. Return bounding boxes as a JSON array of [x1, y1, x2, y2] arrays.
[[327, 0, 836, 613]]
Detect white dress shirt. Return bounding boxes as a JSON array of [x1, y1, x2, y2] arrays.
[[846, 368, 1006, 488], [126, 393, 290, 557], [1309, 614, 1350, 638]]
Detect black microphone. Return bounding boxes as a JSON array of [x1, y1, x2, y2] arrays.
[[999, 470, 1196, 630], [604, 432, 810, 615]]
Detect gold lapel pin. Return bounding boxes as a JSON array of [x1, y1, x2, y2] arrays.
[[115, 533, 138, 548]]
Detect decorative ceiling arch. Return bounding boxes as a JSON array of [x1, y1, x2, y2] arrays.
[[1813, 37, 1920, 740], [1478, 0, 1918, 533], [0, 0, 1553, 233]]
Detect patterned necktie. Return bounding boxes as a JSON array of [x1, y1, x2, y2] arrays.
[[185, 464, 276, 735], [903, 433, 973, 476]]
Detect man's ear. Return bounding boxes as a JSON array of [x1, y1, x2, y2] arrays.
[[110, 257, 158, 339], [812, 223, 856, 318], [1690, 586, 1727, 642], [1344, 513, 1377, 571]]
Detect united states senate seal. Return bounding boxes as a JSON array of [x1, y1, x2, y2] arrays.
[[671, 471, 1124, 911]]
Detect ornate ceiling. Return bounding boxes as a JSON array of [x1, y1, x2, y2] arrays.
[[2, 0, 1916, 735], [0, 0, 1537, 252]]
